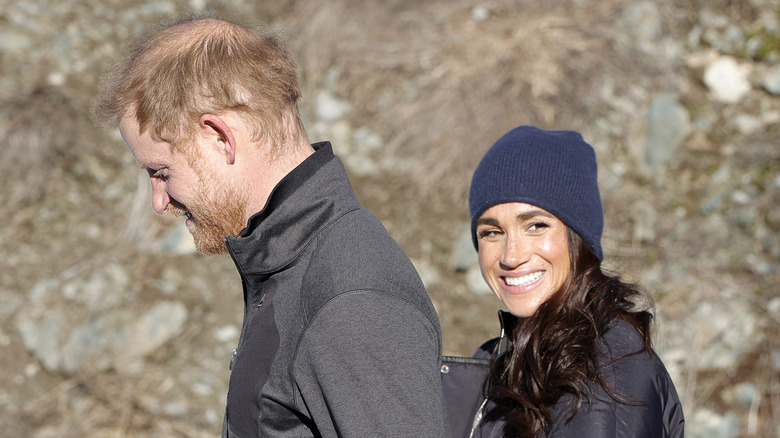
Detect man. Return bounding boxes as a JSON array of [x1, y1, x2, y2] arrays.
[[93, 16, 448, 437]]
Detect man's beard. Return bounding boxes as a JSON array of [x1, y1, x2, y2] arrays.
[[169, 178, 248, 255]]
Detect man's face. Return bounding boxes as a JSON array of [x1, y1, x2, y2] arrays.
[[119, 115, 248, 254]]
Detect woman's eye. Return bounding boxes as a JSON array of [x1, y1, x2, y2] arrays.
[[478, 229, 502, 239], [527, 222, 549, 232]]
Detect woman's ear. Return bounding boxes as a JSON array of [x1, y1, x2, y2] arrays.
[[199, 114, 236, 165]]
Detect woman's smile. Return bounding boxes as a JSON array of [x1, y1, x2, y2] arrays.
[[476, 202, 570, 317]]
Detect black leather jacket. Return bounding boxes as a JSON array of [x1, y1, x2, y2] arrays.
[[443, 311, 685, 438]]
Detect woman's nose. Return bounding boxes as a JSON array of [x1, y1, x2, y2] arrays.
[[499, 236, 529, 268]]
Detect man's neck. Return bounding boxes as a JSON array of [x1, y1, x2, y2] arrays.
[[242, 138, 315, 223]]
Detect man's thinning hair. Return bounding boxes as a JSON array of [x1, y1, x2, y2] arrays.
[[93, 16, 305, 154]]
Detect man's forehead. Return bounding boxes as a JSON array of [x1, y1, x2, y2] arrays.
[[119, 117, 172, 168]]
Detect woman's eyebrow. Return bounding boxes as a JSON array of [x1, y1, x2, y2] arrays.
[[476, 217, 500, 227], [477, 209, 555, 226], [517, 210, 555, 222]]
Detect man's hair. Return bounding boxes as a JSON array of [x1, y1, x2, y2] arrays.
[[93, 15, 305, 154], [486, 228, 655, 437]]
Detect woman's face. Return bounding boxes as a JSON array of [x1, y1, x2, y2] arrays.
[[476, 202, 571, 317]]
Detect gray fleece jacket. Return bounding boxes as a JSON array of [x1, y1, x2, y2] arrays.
[[221, 142, 448, 438]]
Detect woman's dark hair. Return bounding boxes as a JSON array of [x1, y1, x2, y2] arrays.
[[487, 228, 654, 438]]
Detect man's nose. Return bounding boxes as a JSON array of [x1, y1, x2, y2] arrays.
[[150, 178, 170, 215]]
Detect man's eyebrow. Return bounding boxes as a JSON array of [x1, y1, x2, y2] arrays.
[[137, 161, 163, 171]]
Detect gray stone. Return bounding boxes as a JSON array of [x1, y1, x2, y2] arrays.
[[631, 200, 658, 243], [123, 300, 188, 363], [733, 114, 763, 135], [451, 230, 477, 272], [689, 297, 759, 370], [16, 312, 68, 373], [732, 382, 759, 409], [760, 64, 780, 95], [687, 409, 742, 438], [61, 263, 129, 311], [645, 94, 690, 171], [154, 224, 197, 255], [471, 6, 489, 23], [622, 1, 662, 42], [16, 299, 188, 374], [342, 153, 377, 177], [315, 91, 351, 122], [352, 126, 384, 154], [465, 265, 492, 296]]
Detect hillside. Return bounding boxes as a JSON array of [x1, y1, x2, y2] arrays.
[[0, 0, 778, 436]]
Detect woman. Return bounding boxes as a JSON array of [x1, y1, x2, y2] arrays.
[[466, 126, 684, 437]]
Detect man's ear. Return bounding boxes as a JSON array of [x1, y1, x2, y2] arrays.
[[199, 114, 236, 165]]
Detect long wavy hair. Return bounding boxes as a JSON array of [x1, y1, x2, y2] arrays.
[[486, 228, 654, 438]]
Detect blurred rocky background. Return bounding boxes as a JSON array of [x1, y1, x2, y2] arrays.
[[0, 0, 778, 436]]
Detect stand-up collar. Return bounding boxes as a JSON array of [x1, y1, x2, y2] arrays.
[[226, 142, 360, 274], [496, 310, 519, 356]]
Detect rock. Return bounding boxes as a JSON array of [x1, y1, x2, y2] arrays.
[[471, 6, 489, 23], [703, 56, 753, 103], [342, 153, 378, 177], [340, 125, 384, 176], [123, 300, 188, 363], [315, 90, 351, 122], [688, 296, 760, 370], [465, 265, 492, 295], [214, 325, 240, 343], [631, 200, 657, 243], [16, 298, 188, 374], [772, 349, 780, 371], [61, 263, 129, 311], [450, 229, 477, 272], [153, 223, 197, 255], [732, 382, 759, 409], [760, 64, 780, 95], [687, 409, 742, 438], [16, 312, 68, 373], [645, 94, 690, 171], [733, 113, 763, 135], [410, 258, 441, 289], [622, 1, 662, 43], [352, 126, 384, 154]]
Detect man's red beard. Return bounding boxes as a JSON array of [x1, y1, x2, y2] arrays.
[[167, 179, 248, 255]]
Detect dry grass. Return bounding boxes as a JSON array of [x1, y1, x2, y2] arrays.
[[286, 0, 651, 197], [0, 85, 79, 208]]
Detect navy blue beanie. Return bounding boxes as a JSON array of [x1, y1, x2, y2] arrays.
[[469, 125, 604, 260]]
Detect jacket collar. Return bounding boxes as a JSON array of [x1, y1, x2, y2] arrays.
[[226, 141, 361, 275], [496, 310, 519, 357]]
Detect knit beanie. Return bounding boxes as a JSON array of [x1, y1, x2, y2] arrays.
[[469, 125, 604, 260]]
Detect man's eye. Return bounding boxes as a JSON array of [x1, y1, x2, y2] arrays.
[[149, 168, 169, 180]]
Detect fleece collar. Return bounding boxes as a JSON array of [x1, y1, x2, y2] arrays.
[[226, 141, 361, 275]]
